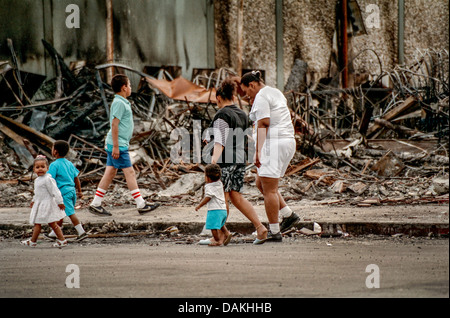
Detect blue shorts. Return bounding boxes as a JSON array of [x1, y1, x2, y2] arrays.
[[205, 209, 228, 230], [106, 149, 132, 169], [62, 189, 76, 217]]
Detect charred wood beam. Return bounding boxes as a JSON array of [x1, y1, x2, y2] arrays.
[[48, 100, 103, 140], [0, 82, 88, 112], [95, 70, 110, 118], [0, 113, 55, 156], [359, 104, 373, 139], [367, 96, 417, 139], [6, 39, 25, 101], [54, 54, 63, 99], [0, 96, 72, 112], [0, 73, 24, 106], [373, 118, 422, 138], [41, 39, 83, 92], [310, 88, 392, 95]]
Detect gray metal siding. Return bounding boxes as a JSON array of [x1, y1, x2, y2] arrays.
[[0, 0, 214, 80]]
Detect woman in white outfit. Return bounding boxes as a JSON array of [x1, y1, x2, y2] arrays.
[[239, 71, 299, 243]]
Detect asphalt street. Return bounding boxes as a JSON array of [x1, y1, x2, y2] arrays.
[[0, 236, 448, 299]]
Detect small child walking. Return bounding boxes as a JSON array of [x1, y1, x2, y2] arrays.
[[195, 164, 232, 246], [21, 156, 68, 248], [46, 140, 87, 241]]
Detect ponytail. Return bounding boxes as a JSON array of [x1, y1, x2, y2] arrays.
[[241, 70, 264, 87]]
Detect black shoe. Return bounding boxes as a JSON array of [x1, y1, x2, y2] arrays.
[[280, 212, 300, 232], [266, 231, 283, 242], [89, 205, 112, 216], [138, 202, 160, 215]]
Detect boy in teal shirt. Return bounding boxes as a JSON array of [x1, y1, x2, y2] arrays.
[[105, 93, 134, 153], [89, 74, 159, 216], [47, 140, 87, 241]]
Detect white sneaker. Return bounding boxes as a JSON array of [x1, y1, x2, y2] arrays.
[[43, 233, 57, 241], [199, 239, 212, 245], [199, 225, 212, 237]]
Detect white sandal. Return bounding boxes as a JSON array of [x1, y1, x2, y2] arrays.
[[21, 239, 37, 248], [253, 237, 267, 245], [52, 239, 68, 248], [253, 224, 268, 245]]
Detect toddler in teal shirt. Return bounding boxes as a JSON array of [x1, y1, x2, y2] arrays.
[[47, 140, 87, 241]]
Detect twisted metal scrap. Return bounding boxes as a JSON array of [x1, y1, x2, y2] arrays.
[[381, 49, 449, 116]]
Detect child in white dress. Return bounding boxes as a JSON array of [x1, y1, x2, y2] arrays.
[[21, 156, 68, 248]]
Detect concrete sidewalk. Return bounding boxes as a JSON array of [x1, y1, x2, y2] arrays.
[[1, 201, 448, 237]]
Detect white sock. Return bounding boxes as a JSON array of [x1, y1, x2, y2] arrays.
[[92, 188, 107, 206], [75, 224, 85, 235], [279, 206, 293, 218], [269, 223, 280, 234], [131, 189, 145, 209]]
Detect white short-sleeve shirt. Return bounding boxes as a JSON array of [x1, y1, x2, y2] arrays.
[[249, 86, 295, 141], [204, 180, 226, 211]]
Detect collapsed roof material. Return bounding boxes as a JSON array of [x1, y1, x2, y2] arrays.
[[146, 76, 217, 104]]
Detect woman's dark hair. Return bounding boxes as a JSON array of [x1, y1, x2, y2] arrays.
[[240, 70, 264, 87], [53, 140, 70, 157], [216, 79, 235, 101], [111, 74, 129, 93], [205, 164, 222, 182]]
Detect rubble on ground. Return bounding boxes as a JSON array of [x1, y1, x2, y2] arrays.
[[0, 42, 448, 209]]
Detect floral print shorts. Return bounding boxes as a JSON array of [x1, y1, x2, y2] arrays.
[[221, 164, 245, 193]]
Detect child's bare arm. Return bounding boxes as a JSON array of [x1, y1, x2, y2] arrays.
[[74, 176, 83, 198], [195, 197, 211, 211], [111, 118, 121, 159]]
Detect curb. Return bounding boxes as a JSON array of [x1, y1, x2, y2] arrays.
[[1, 221, 448, 238]]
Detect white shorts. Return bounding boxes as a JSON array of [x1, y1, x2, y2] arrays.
[[257, 138, 296, 179]]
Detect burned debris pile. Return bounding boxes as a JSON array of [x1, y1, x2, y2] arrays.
[[283, 49, 449, 206], [0, 41, 448, 209]]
